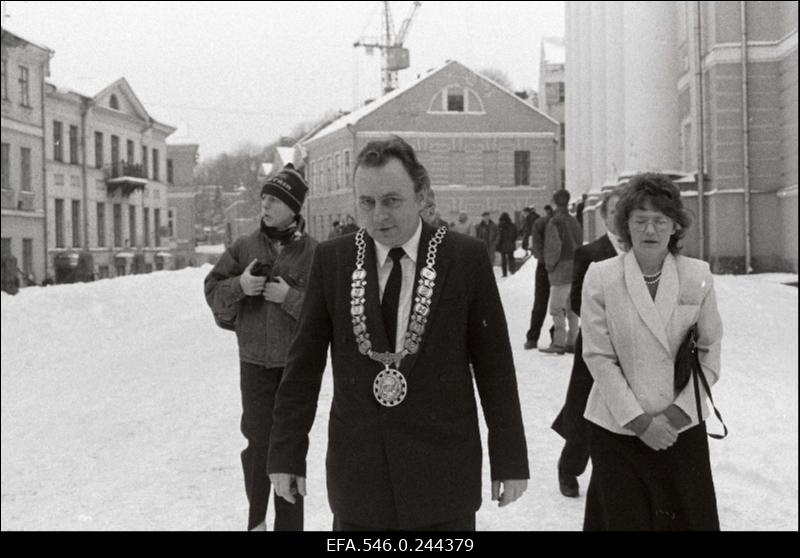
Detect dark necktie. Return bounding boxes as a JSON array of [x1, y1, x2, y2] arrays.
[[381, 247, 406, 352]]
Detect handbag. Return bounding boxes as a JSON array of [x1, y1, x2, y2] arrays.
[[674, 324, 728, 439]]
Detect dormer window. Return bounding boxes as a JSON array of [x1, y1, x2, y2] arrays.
[[109, 94, 120, 110], [429, 86, 484, 114]]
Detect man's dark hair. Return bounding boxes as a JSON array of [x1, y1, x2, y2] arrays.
[[354, 136, 430, 196], [599, 190, 621, 217], [614, 173, 692, 254], [332, 220, 340, 227], [553, 189, 571, 208], [544, 205, 554, 217]]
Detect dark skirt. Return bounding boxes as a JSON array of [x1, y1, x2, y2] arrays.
[[584, 421, 720, 531]]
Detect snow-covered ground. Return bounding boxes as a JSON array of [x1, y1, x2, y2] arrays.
[[1, 258, 797, 531]]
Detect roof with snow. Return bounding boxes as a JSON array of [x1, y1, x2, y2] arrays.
[[1, 27, 54, 55], [542, 37, 565, 65], [303, 60, 558, 144]]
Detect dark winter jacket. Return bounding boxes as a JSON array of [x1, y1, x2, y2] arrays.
[[496, 221, 518, 253], [544, 208, 583, 285], [204, 227, 318, 367], [475, 219, 499, 260], [530, 215, 550, 260]]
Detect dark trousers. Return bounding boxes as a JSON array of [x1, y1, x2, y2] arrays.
[[500, 252, 516, 276], [240, 362, 304, 531], [584, 422, 719, 531], [559, 436, 590, 477], [526, 260, 551, 343], [333, 514, 476, 531]]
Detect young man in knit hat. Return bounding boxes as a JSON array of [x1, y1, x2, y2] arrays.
[[204, 166, 318, 531]]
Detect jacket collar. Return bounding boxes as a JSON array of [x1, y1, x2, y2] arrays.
[[623, 250, 679, 353]]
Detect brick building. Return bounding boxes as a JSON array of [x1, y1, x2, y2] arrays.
[[298, 60, 560, 241]]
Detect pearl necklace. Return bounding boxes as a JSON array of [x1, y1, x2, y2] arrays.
[[350, 226, 447, 406], [643, 270, 662, 285]]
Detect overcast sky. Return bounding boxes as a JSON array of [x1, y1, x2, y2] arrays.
[[3, 1, 565, 160]]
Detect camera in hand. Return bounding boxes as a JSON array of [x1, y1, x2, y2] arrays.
[[250, 260, 273, 278]]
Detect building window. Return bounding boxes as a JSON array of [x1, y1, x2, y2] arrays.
[[55, 199, 65, 248], [129, 205, 137, 247], [54, 173, 64, 187], [447, 89, 464, 112], [53, 120, 63, 162], [97, 202, 106, 248], [71, 200, 81, 248], [94, 131, 104, 168], [167, 209, 175, 237], [167, 158, 174, 184], [111, 135, 120, 168], [429, 86, 484, 113], [113, 203, 122, 247], [344, 150, 351, 187], [70, 175, 80, 189], [109, 94, 120, 110], [22, 238, 33, 279], [334, 152, 341, 189], [141, 146, 148, 178], [559, 82, 565, 102], [152, 148, 159, 181], [20, 147, 31, 191], [560, 123, 565, 151], [514, 151, 530, 186], [69, 125, 79, 164], [1, 59, 8, 100], [18, 66, 30, 107], [1, 143, 9, 189], [326, 156, 332, 192], [126, 139, 134, 164], [143, 207, 150, 247], [154, 208, 161, 246], [1, 238, 10, 258]]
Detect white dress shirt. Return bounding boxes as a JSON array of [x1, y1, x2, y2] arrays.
[[374, 219, 422, 352]]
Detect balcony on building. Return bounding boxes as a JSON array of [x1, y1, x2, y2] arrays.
[[105, 161, 148, 196]]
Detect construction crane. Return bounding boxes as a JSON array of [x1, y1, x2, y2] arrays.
[[354, 1, 421, 95]]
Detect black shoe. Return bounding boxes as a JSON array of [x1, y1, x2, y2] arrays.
[[558, 471, 580, 498], [523, 340, 537, 350]]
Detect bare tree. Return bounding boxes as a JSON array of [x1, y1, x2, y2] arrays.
[[478, 67, 514, 90]]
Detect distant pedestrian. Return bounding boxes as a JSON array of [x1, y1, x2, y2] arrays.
[[451, 211, 474, 236], [540, 190, 583, 355], [475, 211, 499, 265], [520, 206, 540, 254], [497, 212, 518, 277], [576, 193, 588, 229], [328, 220, 342, 240], [524, 205, 554, 350], [339, 215, 359, 235]]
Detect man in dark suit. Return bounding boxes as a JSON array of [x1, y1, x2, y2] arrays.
[[551, 190, 623, 497], [268, 137, 529, 530]]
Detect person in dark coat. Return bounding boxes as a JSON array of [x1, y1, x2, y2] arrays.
[[524, 205, 554, 349], [496, 212, 518, 277], [474, 211, 499, 265], [204, 166, 318, 531], [551, 190, 623, 498], [267, 137, 529, 531], [520, 206, 540, 254]]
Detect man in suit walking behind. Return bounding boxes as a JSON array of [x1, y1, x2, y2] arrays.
[[267, 136, 529, 531], [551, 190, 624, 497]]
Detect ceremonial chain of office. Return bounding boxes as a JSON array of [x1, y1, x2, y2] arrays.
[[350, 226, 448, 407]]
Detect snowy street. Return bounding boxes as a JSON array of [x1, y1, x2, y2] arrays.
[[1, 258, 797, 531]]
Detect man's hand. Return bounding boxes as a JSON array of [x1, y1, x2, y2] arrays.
[[269, 473, 306, 504], [239, 259, 267, 296], [263, 276, 290, 303], [638, 414, 678, 451], [491, 479, 527, 507]]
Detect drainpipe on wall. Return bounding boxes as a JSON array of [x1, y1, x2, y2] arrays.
[[346, 123, 358, 218], [740, 1, 753, 273], [693, 0, 706, 262], [40, 56, 51, 280], [80, 97, 91, 251]]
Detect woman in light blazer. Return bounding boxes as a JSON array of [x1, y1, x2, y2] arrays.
[[580, 173, 723, 531]]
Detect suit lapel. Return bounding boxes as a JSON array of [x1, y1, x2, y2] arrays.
[[623, 250, 671, 353], [654, 253, 679, 336], [400, 224, 450, 377]]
